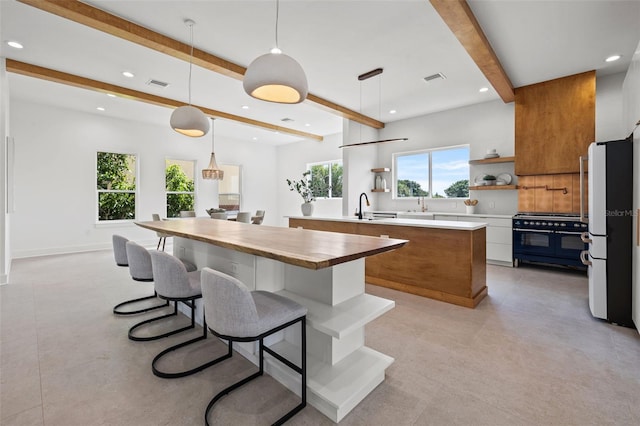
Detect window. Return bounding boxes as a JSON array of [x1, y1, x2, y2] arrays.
[[96, 151, 137, 221], [165, 159, 195, 218], [394, 145, 469, 198], [218, 164, 241, 213], [308, 160, 343, 198]]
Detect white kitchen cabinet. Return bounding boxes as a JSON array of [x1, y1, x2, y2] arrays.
[[456, 216, 512, 265], [429, 213, 513, 266]]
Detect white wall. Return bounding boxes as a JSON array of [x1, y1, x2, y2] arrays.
[[9, 99, 278, 258], [375, 99, 517, 215], [1, 58, 10, 284], [276, 132, 343, 226], [596, 73, 626, 141]]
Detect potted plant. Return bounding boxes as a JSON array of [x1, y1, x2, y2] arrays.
[[483, 174, 497, 186], [286, 171, 316, 216]]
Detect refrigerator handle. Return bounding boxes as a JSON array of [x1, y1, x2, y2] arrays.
[[579, 155, 588, 223], [580, 250, 592, 266]]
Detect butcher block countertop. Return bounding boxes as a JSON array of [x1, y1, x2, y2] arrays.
[[136, 218, 407, 270]]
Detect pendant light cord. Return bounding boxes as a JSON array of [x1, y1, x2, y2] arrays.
[[188, 22, 194, 105], [211, 118, 215, 151], [274, 0, 280, 49]]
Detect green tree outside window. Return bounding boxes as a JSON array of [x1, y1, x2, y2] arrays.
[[96, 152, 136, 221]]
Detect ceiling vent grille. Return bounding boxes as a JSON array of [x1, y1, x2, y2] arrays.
[[146, 78, 170, 88], [423, 73, 446, 83], [281, 117, 294, 122]]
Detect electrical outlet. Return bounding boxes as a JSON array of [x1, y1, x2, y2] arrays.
[[230, 262, 239, 274], [489, 201, 495, 209], [179, 247, 186, 257]]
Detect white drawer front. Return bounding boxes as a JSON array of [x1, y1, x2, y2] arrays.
[[486, 226, 512, 244], [457, 216, 511, 227], [434, 215, 455, 221], [487, 243, 513, 263]]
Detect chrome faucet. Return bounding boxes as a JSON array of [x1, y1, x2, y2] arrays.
[[358, 192, 370, 220]]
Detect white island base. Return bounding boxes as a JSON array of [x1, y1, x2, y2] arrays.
[[174, 236, 395, 422]]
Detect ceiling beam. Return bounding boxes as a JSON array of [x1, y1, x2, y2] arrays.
[[429, 0, 515, 103], [6, 59, 324, 141], [17, 0, 385, 129]]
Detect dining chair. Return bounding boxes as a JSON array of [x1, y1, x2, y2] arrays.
[[151, 214, 171, 251], [251, 210, 265, 225], [179, 211, 196, 218], [235, 212, 252, 223], [210, 212, 227, 220]]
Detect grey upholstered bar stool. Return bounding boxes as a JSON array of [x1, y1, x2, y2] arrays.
[[146, 250, 231, 378], [112, 234, 168, 316], [235, 212, 252, 223], [251, 210, 265, 225], [126, 242, 198, 343], [200, 268, 307, 425]]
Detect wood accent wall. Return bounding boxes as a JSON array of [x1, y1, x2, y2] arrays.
[[518, 173, 588, 214], [515, 71, 595, 175]]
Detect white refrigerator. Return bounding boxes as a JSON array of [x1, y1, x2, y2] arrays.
[[581, 137, 634, 328]]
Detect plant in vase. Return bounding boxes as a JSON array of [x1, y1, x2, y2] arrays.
[[286, 171, 316, 216]]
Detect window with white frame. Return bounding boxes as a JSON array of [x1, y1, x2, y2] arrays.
[[308, 160, 343, 198], [218, 164, 241, 213], [165, 159, 196, 218], [394, 145, 469, 198], [96, 151, 137, 221]]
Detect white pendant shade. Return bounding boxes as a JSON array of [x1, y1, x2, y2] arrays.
[[170, 105, 210, 137], [243, 52, 308, 104]]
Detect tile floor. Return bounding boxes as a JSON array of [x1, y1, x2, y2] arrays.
[[1, 249, 639, 425]]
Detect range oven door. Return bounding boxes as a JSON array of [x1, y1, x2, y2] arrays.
[[513, 228, 553, 256], [554, 230, 589, 265]]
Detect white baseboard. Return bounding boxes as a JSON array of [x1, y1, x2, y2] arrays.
[[11, 239, 158, 259]]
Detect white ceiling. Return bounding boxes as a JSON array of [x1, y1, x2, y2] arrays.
[[2, 0, 639, 146]]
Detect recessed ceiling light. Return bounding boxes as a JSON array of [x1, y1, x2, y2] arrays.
[[107, 93, 116, 98], [122, 71, 135, 78], [304, 123, 311, 127], [605, 55, 621, 62], [7, 41, 23, 49], [241, 105, 249, 109], [389, 110, 397, 114], [96, 107, 105, 111], [479, 87, 489, 93], [252, 137, 258, 141]]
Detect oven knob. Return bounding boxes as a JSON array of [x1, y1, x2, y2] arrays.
[[560, 223, 566, 227], [582, 224, 587, 228], [574, 223, 580, 228], [535, 222, 540, 225], [554, 222, 559, 226], [523, 221, 528, 225]]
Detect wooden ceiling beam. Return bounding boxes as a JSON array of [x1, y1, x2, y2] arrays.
[[429, 0, 515, 103], [6, 59, 324, 141], [17, 0, 384, 129]]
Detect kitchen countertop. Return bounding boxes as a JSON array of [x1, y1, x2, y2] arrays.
[[378, 211, 514, 219], [288, 215, 487, 231]]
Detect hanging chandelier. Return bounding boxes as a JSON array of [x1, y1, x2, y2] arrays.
[[202, 118, 224, 180]]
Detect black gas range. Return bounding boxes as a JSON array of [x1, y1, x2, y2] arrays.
[[512, 213, 588, 269]]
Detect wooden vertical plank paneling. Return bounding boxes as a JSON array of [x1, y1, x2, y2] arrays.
[[552, 174, 573, 213], [534, 175, 554, 212], [518, 176, 535, 212], [515, 71, 596, 175], [572, 173, 588, 215]]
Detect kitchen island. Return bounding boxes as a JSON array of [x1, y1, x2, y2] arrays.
[[135, 218, 407, 422], [289, 216, 487, 308]]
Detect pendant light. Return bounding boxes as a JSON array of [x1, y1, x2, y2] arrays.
[[243, 0, 308, 104], [202, 118, 224, 180], [170, 19, 210, 137]]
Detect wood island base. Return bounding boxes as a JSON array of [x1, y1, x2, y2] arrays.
[[289, 218, 488, 308]]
